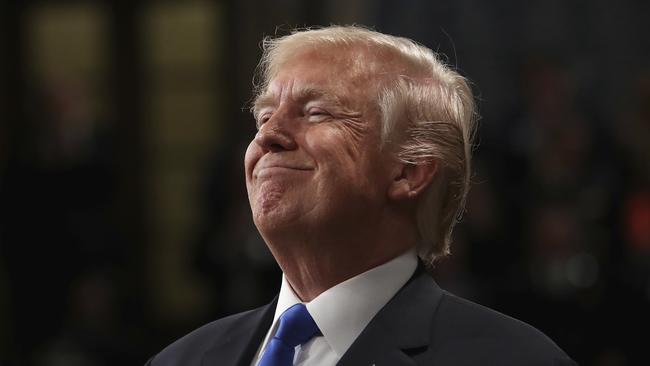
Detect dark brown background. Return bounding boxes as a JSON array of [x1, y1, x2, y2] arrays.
[[1, 1, 649, 365]]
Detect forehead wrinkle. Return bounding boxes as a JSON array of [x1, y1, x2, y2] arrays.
[[291, 84, 345, 106], [252, 78, 293, 117]]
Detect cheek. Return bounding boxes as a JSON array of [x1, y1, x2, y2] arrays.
[[304, 126, 363, 165], [244, 142, 261, 182]]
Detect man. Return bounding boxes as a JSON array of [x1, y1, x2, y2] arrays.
[[147, 26, 576, 366]]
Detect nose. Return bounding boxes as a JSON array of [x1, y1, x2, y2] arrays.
[[253, 115, 298, 152]]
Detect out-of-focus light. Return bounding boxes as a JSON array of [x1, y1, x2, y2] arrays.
[[624, 191, 650, 252], [565, 252, 599, 288]]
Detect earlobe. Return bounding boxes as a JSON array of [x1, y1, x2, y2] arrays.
[[388, 161, 437, 201]]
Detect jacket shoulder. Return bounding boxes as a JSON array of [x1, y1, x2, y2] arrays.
[[430, 291, 576, 365], [147, 307, 265, 366]]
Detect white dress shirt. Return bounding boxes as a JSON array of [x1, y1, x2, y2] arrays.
[[250, 249, 418, 366]]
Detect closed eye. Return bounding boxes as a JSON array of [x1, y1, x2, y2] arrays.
[[306, 107, 330, 122]]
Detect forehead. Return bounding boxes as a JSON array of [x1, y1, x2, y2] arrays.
[[258, 47, 379, 108]]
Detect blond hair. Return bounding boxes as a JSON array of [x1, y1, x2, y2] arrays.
[[253, 25, 476, 264]]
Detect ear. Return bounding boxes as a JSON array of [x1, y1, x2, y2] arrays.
[[388, 160, 437, 201]]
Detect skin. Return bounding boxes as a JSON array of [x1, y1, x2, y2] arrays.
[[244, 46, 435, 301]]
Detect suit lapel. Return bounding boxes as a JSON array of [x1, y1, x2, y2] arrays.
[[337, 265, 444, 366], [201, 297, 277, 366]]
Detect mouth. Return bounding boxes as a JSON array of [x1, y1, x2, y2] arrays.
[[253, 165, 313, 178]]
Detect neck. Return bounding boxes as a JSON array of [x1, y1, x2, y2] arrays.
[[264, 216, 417, 302]]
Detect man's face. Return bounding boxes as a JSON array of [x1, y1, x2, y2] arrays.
[[244, 48, 395, 238]]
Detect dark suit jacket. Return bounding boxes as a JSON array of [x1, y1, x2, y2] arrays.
[[146, 266, 576, 365]]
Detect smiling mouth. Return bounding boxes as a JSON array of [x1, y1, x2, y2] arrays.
[[254, 165, 313, 178]]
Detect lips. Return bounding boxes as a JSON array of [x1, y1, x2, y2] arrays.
[[253, 162, 313, 178]]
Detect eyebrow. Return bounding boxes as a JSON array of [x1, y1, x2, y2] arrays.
[[253, 85, 346, 117]]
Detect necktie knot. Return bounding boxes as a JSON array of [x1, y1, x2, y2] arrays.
[[258, 304, 321, 366], [274, 303, 320, 347]]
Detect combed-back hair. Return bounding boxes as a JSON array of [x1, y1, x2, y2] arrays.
[[252, 25, 477, 264]]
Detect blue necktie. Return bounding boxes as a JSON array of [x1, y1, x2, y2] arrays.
[[258, 303, 321, 366]]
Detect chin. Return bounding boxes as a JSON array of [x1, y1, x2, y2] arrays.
[[251, 198, 288, 229], [250, 181, 286, 213], [249, 182, 311, 233], [252, 212, 296, 241], [251, 204, 308, 239]]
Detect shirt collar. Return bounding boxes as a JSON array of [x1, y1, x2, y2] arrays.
[[272, 249, 418, 359]]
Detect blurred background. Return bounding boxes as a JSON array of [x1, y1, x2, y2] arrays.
[[1, 0, 649, 365]]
